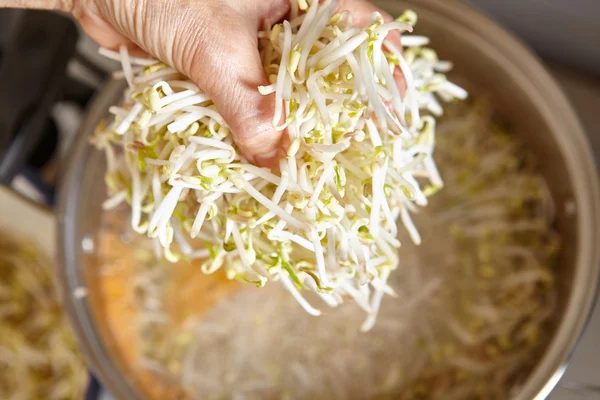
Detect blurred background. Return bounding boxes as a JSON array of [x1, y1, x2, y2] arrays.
[[0, 0, 598, 399]]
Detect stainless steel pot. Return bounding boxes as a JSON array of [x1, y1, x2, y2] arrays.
[[57, 0, 600, 399]]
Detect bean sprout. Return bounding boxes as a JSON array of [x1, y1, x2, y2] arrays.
[[92, 1, 466, 328]]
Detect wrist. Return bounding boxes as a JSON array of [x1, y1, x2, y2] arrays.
[[0, 0, 74, 13]]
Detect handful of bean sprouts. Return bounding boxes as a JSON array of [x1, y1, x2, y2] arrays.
[[93, 0, 467, 330]]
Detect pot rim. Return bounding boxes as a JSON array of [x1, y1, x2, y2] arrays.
[[57, 78, 140, 400], [57, 1, 600, 399]]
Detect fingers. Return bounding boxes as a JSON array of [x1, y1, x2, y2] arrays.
[[180, 6, 286, 168], [336, 0, 406, 95], [210, 0, 290, 167], [80, 0, 406, 167], [240, 0, 290, 29], [336, 0, 402, 51], [82, 0, 290, 167], [336, 0, 392, 27], [189, 0, 405, 165]]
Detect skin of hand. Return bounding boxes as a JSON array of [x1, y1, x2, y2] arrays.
[[2, 0, 404, 167]]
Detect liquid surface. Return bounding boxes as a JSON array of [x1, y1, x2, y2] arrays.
[[91, 212, 238, 399]]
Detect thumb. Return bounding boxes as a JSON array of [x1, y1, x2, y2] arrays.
[[186, 15, 283, 168]]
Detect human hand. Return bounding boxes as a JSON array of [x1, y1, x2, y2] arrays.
[[69, 0, 404, 167]]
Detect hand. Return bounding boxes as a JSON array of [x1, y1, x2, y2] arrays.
[[69, 0, 403, 167]]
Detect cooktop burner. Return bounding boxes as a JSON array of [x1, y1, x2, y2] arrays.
[[0, 9, 107, 204]]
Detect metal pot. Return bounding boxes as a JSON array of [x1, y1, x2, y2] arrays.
[[57, 0, 600, 399]]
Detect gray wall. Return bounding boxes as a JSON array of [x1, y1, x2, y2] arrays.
[[464, 0, 600, 77]]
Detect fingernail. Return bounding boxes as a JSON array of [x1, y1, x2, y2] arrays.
[[254, 149, 281, 168]]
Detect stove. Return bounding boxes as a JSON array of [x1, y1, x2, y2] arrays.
[[1, 7, 599, 400], [0, 9, 110, 205]]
